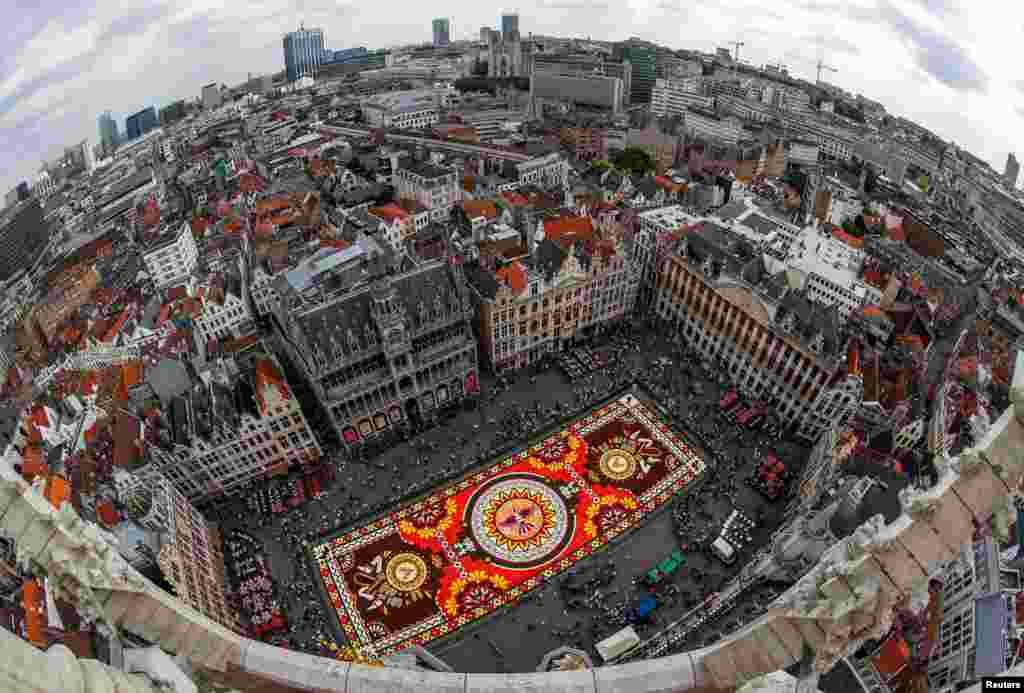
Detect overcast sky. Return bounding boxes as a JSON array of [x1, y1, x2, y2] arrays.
[[1, 0, 1022, 194]]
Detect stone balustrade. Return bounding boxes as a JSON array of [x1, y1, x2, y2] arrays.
[[1, 359, 1022, 693]]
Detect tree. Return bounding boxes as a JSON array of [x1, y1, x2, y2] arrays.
[[613, 147, 655, 176]]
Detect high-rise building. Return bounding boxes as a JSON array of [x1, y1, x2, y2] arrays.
[[201, 83, 222, 110], [617, 43, 657, 104], [432, 18, 451, 47], [125, 106, 158, 141], [1004, 153, 1019, 189], [159, 100, 188, 126], [501, 13, 519, 41], [283, 25, 326, 82], [79, 140, 96, 173], [98, 111, 119, 155]]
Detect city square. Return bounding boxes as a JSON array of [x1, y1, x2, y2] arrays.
[[309, 390, 706, 658], [207, 326, 824, 673]]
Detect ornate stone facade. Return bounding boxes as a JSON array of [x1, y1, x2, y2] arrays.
[[276, 259, 479, 445]]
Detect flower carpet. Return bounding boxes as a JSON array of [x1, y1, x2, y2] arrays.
[[310, 392, 706, 658]]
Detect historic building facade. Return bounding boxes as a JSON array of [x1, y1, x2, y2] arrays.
[[275, 259, 479, 444], [654, 222, 863, 440], [464, 212, 637, 372]]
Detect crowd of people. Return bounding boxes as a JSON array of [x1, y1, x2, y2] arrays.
[[217, 316, 804, 663]]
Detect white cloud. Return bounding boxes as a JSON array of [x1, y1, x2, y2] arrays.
[[1, 19, 102, 98], [1, 0, 1023, 192]]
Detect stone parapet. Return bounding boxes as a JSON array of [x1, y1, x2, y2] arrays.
[[2, 370, 1024, 692]]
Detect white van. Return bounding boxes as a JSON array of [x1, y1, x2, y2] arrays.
[[711, 536, 737, 565]]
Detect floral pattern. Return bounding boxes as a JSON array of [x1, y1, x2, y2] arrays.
[[312, 394, 705, 657]]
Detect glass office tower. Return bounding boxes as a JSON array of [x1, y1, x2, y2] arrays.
[[283, 25, 326, 82]]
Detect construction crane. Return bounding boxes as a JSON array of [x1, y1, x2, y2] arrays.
[[730, 40, 745, 62], [816, 59, 837, 84]]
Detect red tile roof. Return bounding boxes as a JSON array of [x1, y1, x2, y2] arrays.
[[256, 197, 291, 214], [239, 173, 265, 193], [501, 192, 529, 206], [190, 217, 209, 236], [544, 216, 595, 245], [831, 228, 865, 249], [368, 203, 410, 221], [872, 638, 909, 677], [494, 261, 527, 296], [96, 500, 120, 526], [22, 579, 47, 648], [320, 238, 351, 249], [21, 447, 47, 481], [463, 200, 498, 220], [43, 475, 71, 510], [101, 307, 132, 343]]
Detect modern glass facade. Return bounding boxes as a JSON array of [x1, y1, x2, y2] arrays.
[[283, 26, 326, 82], [432, 18, 450, 47], [333, 47, 368, 63], [125, 107, 158, 141], [621, 45, 656, 104], [98, 111, 119, 154], [501, 13, 519, 41]]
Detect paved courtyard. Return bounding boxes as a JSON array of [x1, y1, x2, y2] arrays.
[[218, 327, 816, 673]]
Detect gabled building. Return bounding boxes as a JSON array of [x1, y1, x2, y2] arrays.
[[193, 267, 253, 347], [274, 257, 478, 443], [654, 222, 863, 440], [464, 210, 637, 371], [140, 350, 321, 505]]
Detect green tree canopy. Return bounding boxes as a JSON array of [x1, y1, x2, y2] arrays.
[[613, 147, 655, 176]]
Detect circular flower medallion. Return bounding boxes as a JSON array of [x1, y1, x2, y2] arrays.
[[466, 475, 572, 569], [598, 448, 638, 481], [385, 552, 428, 593]]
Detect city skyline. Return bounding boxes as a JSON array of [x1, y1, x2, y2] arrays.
[[1, 0, 1023, 193]]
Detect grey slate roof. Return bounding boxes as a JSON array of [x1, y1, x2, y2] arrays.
[[716, 200, 747, 222], [759, 271, 790, 301], [147, 358, 193, 405], [743, 214, 782, 236], [534, 239, 568, 280], [463, 262, 499, 300], [298, 262, 460, 358]]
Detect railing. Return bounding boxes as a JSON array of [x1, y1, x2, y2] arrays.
[[3, 360, 1024, 692]]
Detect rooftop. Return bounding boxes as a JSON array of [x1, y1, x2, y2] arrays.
[[362, 89, 441, 114]]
